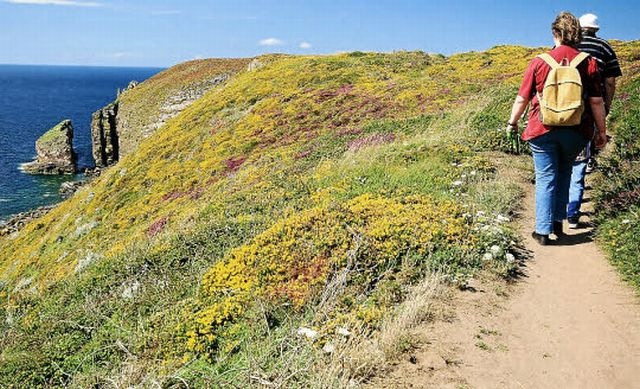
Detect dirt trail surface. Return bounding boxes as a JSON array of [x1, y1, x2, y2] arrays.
[[375, 190, 640, 389]]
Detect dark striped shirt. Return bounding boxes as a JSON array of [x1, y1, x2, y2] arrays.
[[578, 35, 622, 79]]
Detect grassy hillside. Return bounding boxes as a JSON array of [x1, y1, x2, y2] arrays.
[[1, 42, 638, 387], [594, 41, 640, 291], [116, 58, 252, 157]]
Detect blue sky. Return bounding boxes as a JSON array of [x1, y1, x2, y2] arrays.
[[0, 0, 638, 67]]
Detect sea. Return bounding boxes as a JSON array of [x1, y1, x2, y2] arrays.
[[0, 64, 162, 222]]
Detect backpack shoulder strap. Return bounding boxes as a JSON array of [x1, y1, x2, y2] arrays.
[[537, 53, 559, 69], [569, 52, 589, 68]]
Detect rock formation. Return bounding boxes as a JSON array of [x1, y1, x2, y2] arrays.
[[0, 205, 55, 237], [22, 119, 77, 175], [59, 180, 85, 198], [147, 74, 229, 133], [117, 80, 138, 97], [247, 58, 264, 71], [91, 102, 119, 168]]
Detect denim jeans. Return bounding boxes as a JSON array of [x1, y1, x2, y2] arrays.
[[529, 129, 588, 235], [568, 158, 588, 218]]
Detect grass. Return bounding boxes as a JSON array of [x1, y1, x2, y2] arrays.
[[0, 41, 639, 386], [115, 58, 252, 157], [593, 61, 640, 291]]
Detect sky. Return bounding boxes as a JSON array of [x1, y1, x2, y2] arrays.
[[0, 0, 638, 67]]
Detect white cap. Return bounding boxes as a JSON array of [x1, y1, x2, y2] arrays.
[[579, 13, 600, 30]]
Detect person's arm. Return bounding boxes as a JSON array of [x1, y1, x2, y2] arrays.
[[507, 95, 529, 128], [604, 76, 617, 115], [590, 96, 608, 148]]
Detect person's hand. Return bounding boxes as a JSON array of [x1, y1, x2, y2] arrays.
[[506, 123, 520, 154], [594, 131, 608, 149], [506, 123, 518, 138]]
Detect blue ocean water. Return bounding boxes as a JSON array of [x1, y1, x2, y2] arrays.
[[0, 65, 162, 222]]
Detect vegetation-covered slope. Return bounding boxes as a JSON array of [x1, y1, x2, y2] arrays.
[[1, 42, 639, 387], [594, 42, 640, 291], [116, 58, 251, 157]]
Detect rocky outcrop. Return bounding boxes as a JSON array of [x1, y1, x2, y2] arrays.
[[247, 58, 264, 71], [22, 120, 77, 175], [147, 74, 230, 134], [91, 102, 119, 168], [0, 205, 55, 237], [117, 80, 138, 97], [89, 81, 136, 168], [59, 181, 85, 198]]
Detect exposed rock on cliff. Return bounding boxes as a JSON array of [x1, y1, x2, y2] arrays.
[[247, 58, 264, 71], [91, 102, 119, 168], [0, 205, 55, 237], [59, 180, 85, 198], [147, 74, 230, 133], [117, 80, 138, 97], [22, 119, 77, 175], [114, 58, 251, 158]]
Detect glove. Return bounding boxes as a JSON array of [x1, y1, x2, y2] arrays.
[[506, 123, 521, 154]]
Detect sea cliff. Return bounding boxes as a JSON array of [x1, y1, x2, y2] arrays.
[[1, 42, 639, 387]]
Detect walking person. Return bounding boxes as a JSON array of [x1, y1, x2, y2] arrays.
[[567, 13, 622, 228], [506, 12, 608, 245]]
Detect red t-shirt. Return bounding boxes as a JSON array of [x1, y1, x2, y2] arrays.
[[518, 45, 602, 141]]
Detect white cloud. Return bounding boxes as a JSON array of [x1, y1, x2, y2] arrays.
[[299, 42, 312, 49], [3, 0, 103, 6], [259, 38, 284, 46]]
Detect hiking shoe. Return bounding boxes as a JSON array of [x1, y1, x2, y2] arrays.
[[553, 220, 564, 236], [567, 216, 580, 229], [586, 158, 597, 173], [531, 231, 550, 246]]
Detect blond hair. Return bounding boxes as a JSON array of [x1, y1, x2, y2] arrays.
[[552, 12, 582, 47]]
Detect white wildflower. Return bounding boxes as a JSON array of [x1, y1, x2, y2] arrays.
[[496, 214, 510, 223], [470, 170, 477, 176], [490, 245, 502, 255], [476, 211, 486, 217], [323, 342, 335, 354], [483, 252, 493, 261], [453, 180, 463, 186], [297, 327, 318, 340], [337, 327, 351, 337], [122, 280, 141, 300], [506, 253, 515, 263], [622, 219, 631, 224]]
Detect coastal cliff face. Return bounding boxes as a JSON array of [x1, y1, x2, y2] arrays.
[[91, 102, 119, 168], [89, 58, 251, 167], [22, 119, 76, 174]]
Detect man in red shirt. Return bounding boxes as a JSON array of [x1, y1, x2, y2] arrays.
[[506, 12, 607, 245]]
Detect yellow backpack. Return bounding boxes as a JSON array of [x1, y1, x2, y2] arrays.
[[537, 52, 590, 126]]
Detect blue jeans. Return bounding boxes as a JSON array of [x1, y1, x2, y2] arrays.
[[568, 158, 588, 218], [529, 129, 588, 235]]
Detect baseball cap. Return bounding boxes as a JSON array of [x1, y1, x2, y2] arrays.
[[579, 13, 600, 29]]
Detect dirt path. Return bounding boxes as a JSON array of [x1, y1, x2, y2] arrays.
[[375, 188, 640, 388]]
